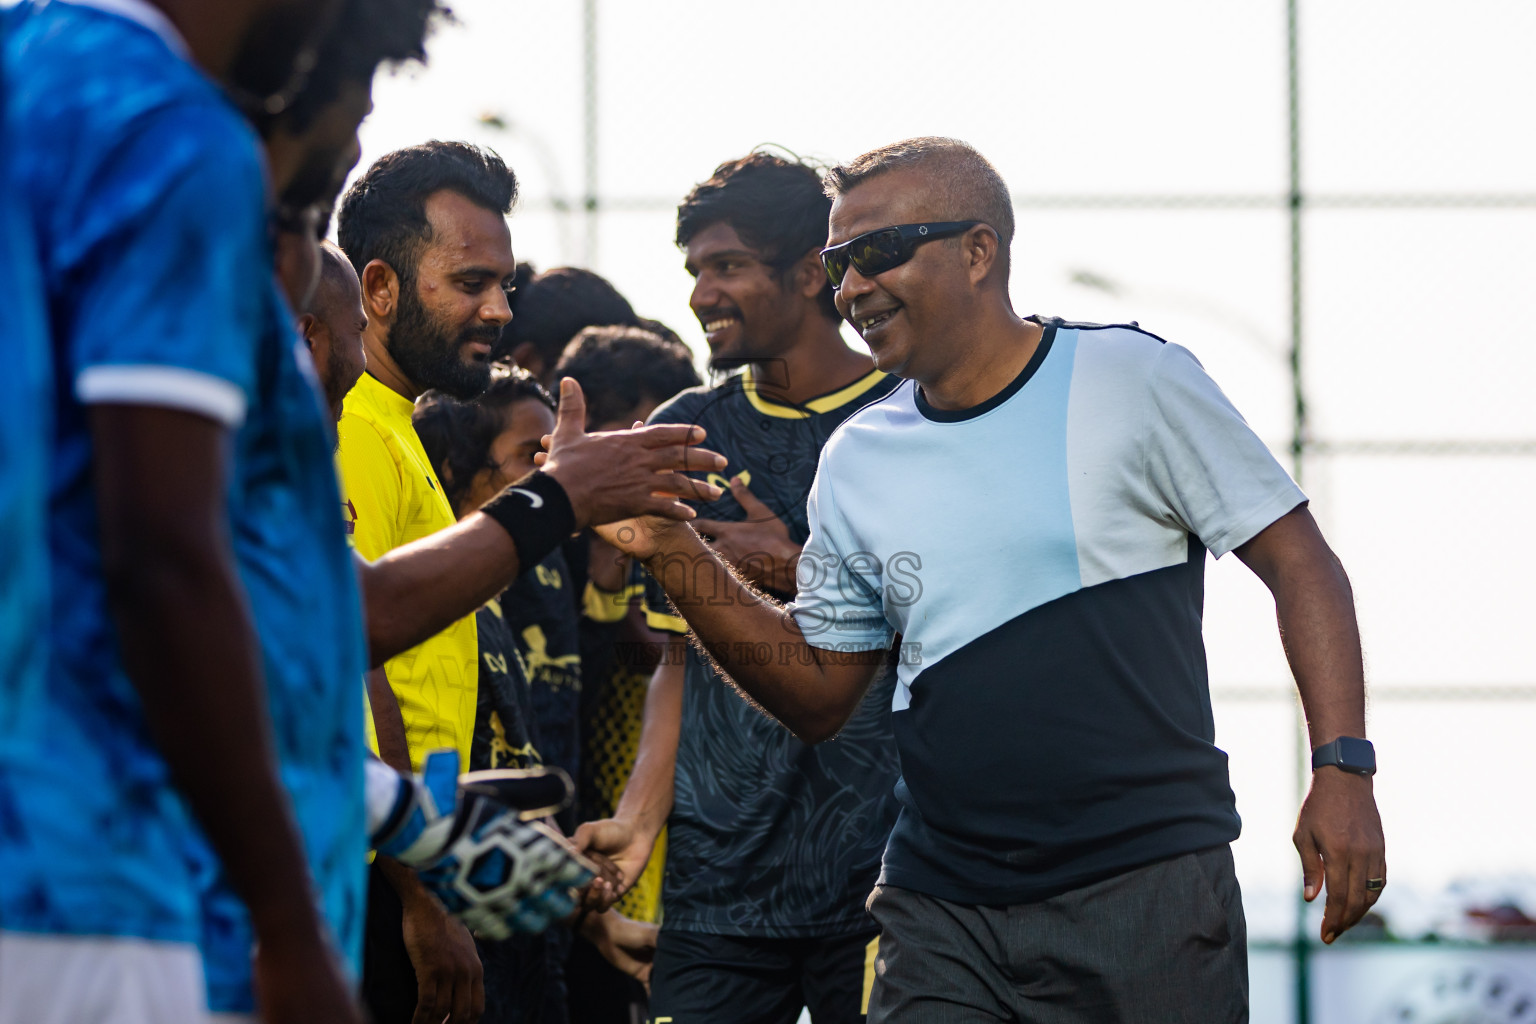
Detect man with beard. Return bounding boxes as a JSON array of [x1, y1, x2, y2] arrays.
[[575, 152, 903, 1024], [333, 141, 521, 1024], [0, 1, 360, 1022]]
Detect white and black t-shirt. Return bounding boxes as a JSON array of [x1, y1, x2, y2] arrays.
[[790, 317, 1306, 904]]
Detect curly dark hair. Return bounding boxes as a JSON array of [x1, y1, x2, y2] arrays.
[[675, 149, 838, 322], [337, 141, 517, 295], [553, 325, 701, 429], [413, 365, 553, 514], [266, 0, 450, 136], [496, 265, 639, 368]]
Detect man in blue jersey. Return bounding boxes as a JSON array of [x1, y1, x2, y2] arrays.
[[0, 3, 359, 1022], [203, 7, 706, 1020], [595, 137, 1387, 1022], [193, 8, 447, 1015], [2, 3, 714, 1022]]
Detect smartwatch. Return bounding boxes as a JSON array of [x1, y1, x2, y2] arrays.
[[1311, 736, 1376, 777]]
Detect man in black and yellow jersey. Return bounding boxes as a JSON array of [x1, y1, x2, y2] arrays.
[[576, 152, 903, 1024]]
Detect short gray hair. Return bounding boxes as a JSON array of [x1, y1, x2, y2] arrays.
[[308, 241, 359, 317], [824, 137, 1014, 264]]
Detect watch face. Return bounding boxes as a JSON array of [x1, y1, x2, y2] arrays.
[[1337, 736, 1377, 773]]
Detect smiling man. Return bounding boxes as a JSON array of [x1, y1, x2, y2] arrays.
[[595, 137, 1387, 1023], [335, 141, 518, 1024], [576, 151, 901, 1024]]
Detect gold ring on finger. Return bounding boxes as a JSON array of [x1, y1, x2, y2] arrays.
[[1365, 877, 1385, 893]]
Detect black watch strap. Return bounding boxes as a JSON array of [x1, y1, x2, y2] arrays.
[[1311, 736, 1376, 776]]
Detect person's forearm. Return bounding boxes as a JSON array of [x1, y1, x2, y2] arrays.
[[106, 534, 326, 949], [1275, 551, 1366, 745], [368, 667, 413, 771], [367, 672, 446, 911], [378, 849, 437, 911], [613, 654, 685, 839], [1239, 508, 1367, 744], [642, 527, 878, 742], [359, 512, 521, 667]]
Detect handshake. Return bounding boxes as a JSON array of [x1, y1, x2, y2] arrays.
[[371, 751, 600, 939]]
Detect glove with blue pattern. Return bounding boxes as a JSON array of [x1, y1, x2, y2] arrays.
[[370, 751, 595, 939]]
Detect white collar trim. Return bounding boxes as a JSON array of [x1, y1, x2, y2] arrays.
[[57, 0, 191, 61]]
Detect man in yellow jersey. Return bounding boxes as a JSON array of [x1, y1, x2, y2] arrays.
[[336, 140, 520, 1024]]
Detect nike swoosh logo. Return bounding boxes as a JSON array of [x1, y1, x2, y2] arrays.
[[510, 488, 544, 509]]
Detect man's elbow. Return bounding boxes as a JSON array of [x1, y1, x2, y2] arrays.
[[786, 705, 856, 746], [791, 720, 840, 746], [732, 683, 848, 745], [364, 605, 408, 669], [356, 558, 404, 667]]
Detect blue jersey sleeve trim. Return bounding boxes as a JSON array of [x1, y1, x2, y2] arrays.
[[76, 364, 247, 426]]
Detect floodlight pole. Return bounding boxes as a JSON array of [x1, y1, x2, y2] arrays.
[[1286, 0, 1311, 1022], [581, 0, 599, 267]]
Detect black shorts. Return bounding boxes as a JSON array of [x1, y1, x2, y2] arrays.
[[865, 846, 1248, 1023], [565, 930, 646, 1023], [649, 926, 879, 1024]]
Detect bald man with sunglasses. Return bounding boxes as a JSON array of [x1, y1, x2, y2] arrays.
[[595, 137, 1385, 1023]]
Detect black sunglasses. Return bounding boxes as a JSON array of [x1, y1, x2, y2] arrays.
[[819, 221, 981, 288]]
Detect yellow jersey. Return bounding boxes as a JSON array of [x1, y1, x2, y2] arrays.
[[336, 372, 477, 771]]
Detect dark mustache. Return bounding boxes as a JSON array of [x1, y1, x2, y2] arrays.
[[462, 325, 502, 345]]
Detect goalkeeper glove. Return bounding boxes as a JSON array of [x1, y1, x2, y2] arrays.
[[369, 751, 595, 939]]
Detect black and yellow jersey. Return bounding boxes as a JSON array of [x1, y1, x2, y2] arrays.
[[642, 365, 902, 938], [502, 549, 583, 830], [470, 595, 542, 773]]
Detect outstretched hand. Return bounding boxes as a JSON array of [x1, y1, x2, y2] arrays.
[[1295, 768, 1386, 943], [539, 379, 725, 529], [572, 815, 657, 898], [693, 478, 800, 593]]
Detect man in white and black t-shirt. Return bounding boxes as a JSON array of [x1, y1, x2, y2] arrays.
[[596, 137, 1386, 1022]]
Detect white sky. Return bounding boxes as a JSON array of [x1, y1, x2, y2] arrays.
[[355, 0, 1536, 929]]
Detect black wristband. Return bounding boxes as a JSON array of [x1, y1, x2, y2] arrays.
[[480, 471, 576, 570]]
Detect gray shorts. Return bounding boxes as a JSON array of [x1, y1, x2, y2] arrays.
[[865, 846, 1248, 1024]]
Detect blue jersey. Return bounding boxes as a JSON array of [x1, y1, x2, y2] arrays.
[[0, 4, 52, 796], [199, 285, 367, 1013], [0, 0, 270, 945], [0, 7, 367, 1000]]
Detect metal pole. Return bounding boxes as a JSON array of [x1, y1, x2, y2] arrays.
[[1287, 2, 1307, 487], [1286, 1, 1310, 1023], [580, 0, 598, 267]]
